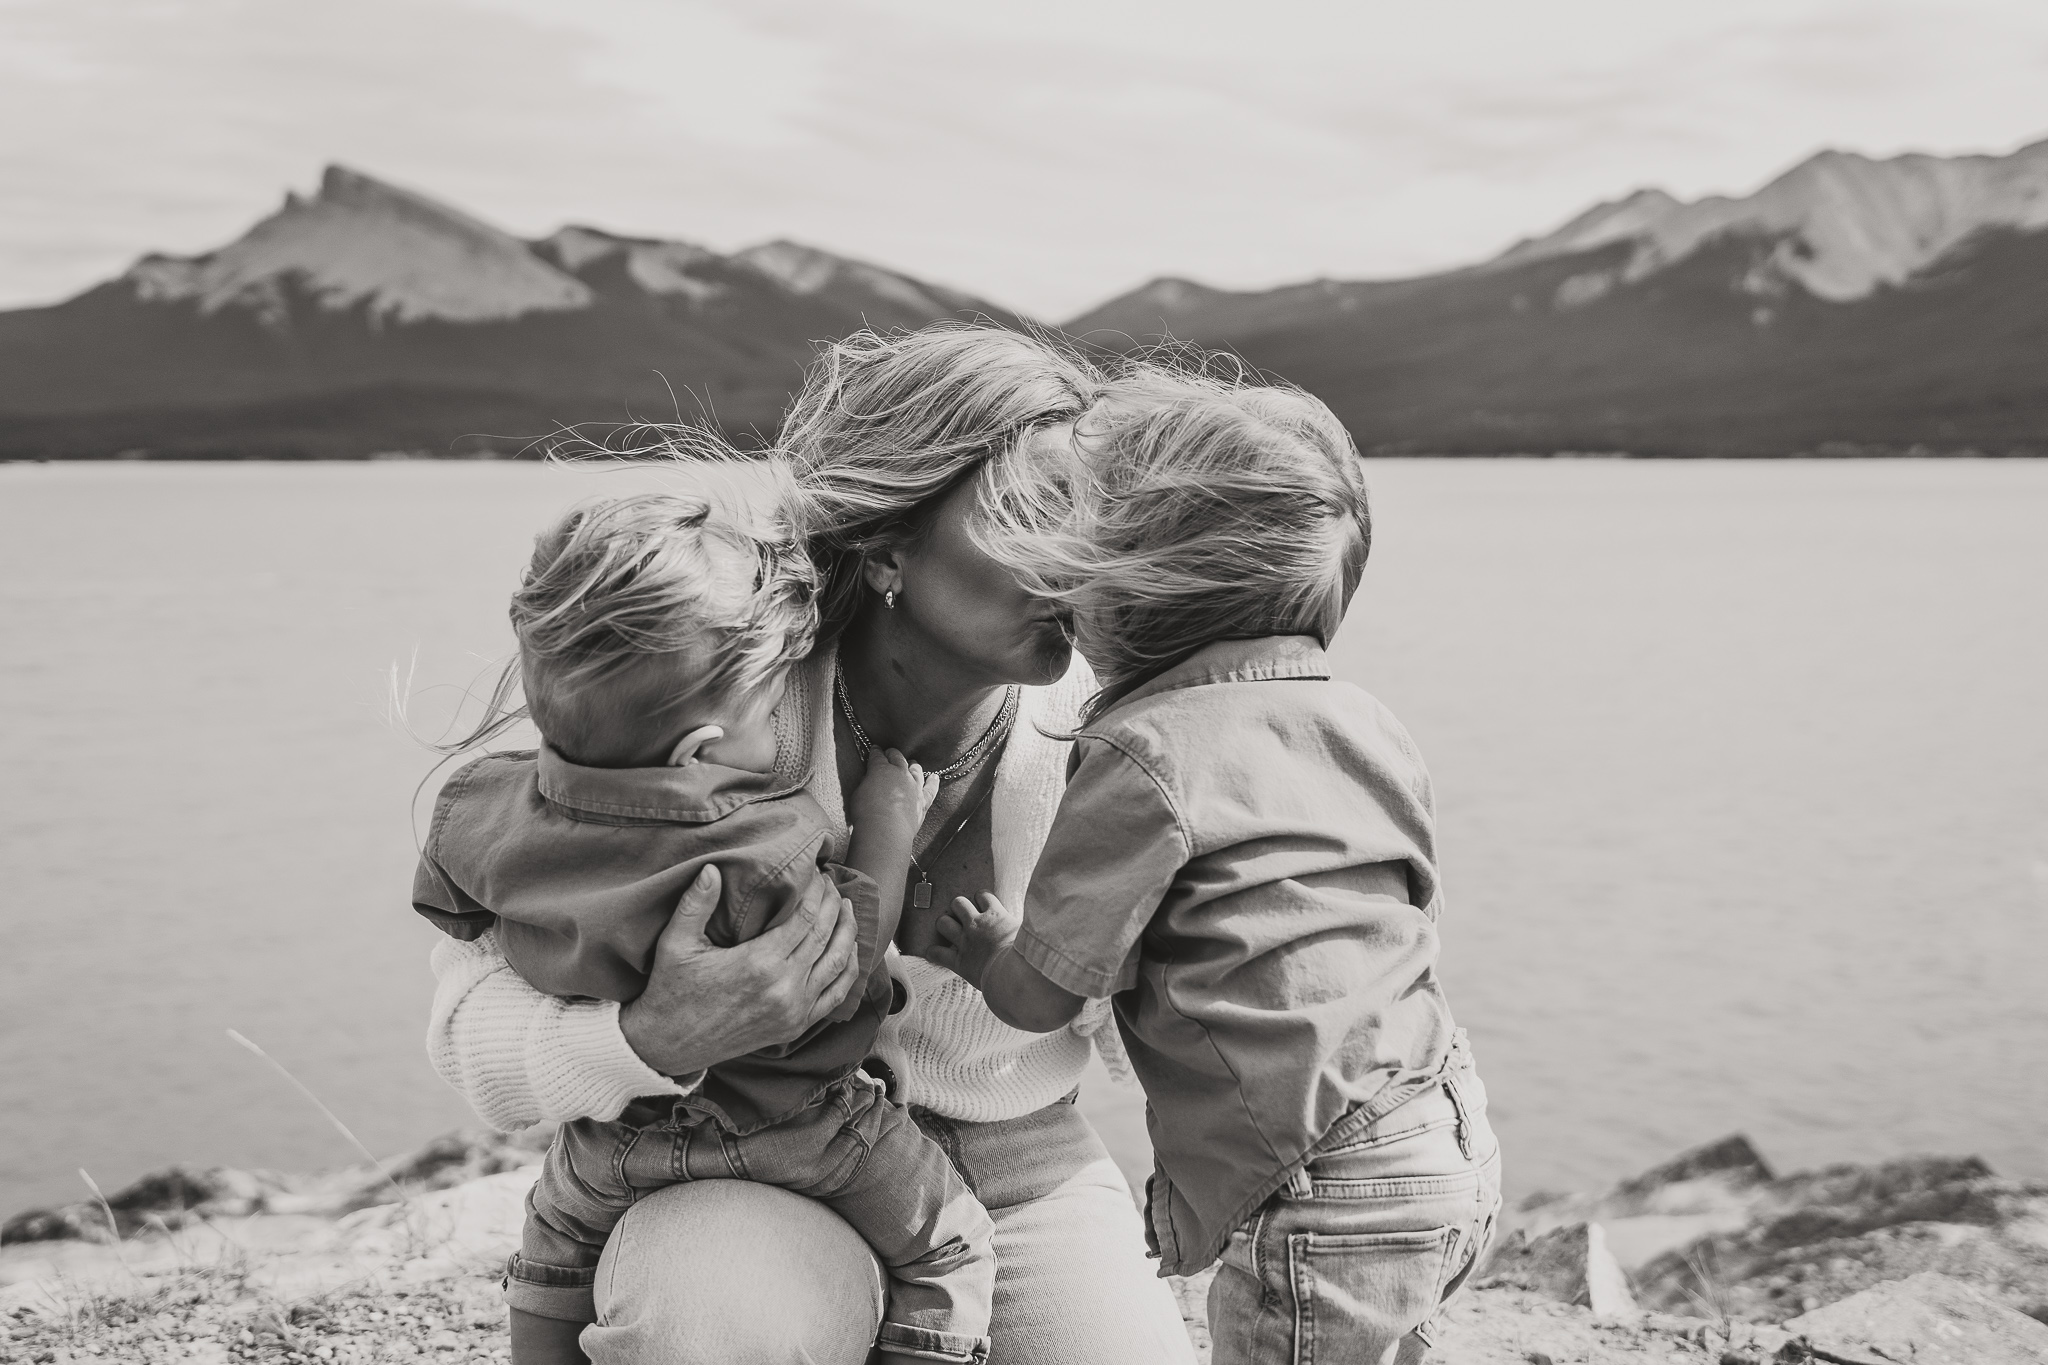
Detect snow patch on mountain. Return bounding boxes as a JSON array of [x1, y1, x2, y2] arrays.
[[537, 227, 725, 303], [1500, 139, 2048, 301], [736, 240, 980, 317], [124, 166, 592, 326]]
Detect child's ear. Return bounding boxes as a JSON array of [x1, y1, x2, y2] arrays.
[[666, 725, 726, 766]]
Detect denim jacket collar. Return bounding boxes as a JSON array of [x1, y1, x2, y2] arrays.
[[536, 744, 803, 824], [1112, 635, 1331, 714]]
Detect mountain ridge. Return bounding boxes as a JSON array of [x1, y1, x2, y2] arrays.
[[0, 165, 1023, 456], [1062, 135, 2048, 458], [5, 140, 2045, 458]]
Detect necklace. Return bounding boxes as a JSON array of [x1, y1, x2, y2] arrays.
[[833, 661, 1020, 784], [907, 768, 1000, 910]]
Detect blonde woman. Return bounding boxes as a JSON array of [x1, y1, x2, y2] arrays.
[[424, 325, 1198, 1365]]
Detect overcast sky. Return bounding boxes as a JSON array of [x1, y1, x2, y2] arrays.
[[5, 0, 2047, 319]]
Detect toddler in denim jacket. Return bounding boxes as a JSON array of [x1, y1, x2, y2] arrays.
[[412, 491, 995, 1365], [933, 376, 1501, 1365]]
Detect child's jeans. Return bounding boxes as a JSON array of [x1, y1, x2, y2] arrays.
[[507, 1071, 996, 1365], [1207, 1043, 1501, 1365]]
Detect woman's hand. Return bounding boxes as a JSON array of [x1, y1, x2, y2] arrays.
[[619, 863, 863, 1076]]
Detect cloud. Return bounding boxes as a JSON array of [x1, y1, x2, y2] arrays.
[[2, 0, 2045, 318]]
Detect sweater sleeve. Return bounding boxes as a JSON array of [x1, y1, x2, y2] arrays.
[[425, 928, 695, 1131]]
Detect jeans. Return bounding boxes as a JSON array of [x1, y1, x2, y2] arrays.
[[1207, 1045, 1502, 1365], [512, 1073, 995, 1364], [580, 1091, 1198, 1365]]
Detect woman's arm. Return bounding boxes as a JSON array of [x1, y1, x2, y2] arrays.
[[427, 930, 683, 1129], [427, 863, 866, 1127]]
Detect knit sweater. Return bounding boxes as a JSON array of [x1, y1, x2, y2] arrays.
[[425, 645, 1127, 1130]]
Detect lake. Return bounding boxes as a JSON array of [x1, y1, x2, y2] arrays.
[[2, 458, 2044, 1216]]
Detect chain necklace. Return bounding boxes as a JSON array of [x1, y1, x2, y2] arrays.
[[833, 661, 1020, 784]]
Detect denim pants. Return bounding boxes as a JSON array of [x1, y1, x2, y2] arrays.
[[579, 1089, 1197, 1365], [508, 1072, 996, 1365], [1207, 1046, 1502, 1365]]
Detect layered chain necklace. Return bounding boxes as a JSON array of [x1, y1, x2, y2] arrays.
[[833, 661, 1020, 783], [834, 661, 1020, 909]]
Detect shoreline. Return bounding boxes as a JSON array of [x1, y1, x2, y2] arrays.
[[6, 1129, 2044, 1364]]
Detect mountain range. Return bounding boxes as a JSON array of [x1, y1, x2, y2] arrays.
[[0, 167, 1020, 458], [2, 142, 2045, 458], [1071, 139, 2048, 457]]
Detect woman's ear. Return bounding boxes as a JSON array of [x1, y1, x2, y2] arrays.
[[860, 546, 906, 601]]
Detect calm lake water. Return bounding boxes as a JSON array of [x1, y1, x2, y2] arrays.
[[2, 459, 2045, 1216]]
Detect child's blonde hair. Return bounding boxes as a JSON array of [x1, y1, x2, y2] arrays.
[[978, 360, 1370, 720], [449, 491, 818, 766]]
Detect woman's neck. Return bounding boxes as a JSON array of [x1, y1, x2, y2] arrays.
[[835, 608, 1010, 770]]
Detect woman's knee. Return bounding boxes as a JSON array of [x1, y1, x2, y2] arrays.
[[583, 1181, 883, 1365]]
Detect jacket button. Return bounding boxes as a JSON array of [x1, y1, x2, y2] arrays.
[[860, 1056, 898, 1099]]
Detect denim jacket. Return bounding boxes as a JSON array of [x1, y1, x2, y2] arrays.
[[1014, 636, 1457, 1274], [413, 746, 885, 1133]]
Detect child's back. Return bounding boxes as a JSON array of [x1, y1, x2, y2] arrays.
[[1017, 634, 1454, 1271], [937, 371, 1500, 1365], [415, 742, 885, 1131]]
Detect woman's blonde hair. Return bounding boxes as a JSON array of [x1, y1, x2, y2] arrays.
[[767, 323, 1103, 637], [978, 358, 1371, 721], [443, 491, 817, 765]]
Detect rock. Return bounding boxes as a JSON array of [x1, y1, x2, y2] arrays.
[[1, 1129, 549, 1245], [1631, 1156, 2048, 1324], [1775, 1272, 2048, 1365], [1616, 1134, 1776, 1203], [1498, 1134, 1782, 1273], [1479, 1221, 1638, 1318]]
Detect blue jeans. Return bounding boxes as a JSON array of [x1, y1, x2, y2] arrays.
[[580, 1091, 1198, 1365], [513, 1073, 995, 1364], [1207, 1049, 1502, 1365]]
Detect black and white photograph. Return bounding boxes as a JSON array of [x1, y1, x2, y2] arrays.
[[2, 3, 2045, 1363]]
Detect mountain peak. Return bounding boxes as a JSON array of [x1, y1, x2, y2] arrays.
[[122, 165, 590, 326], [1497, 136, 2048, 300]]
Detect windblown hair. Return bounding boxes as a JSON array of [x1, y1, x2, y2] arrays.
[[443, 491, 817, 765], [589, 324, 1101, 639], [768, 324, 1103, 638], [977, 360, 1372, 721]]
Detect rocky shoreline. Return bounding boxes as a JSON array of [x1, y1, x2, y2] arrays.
[[5, 1131, 2045, 1364]]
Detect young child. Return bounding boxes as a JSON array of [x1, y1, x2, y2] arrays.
[[931, 374, 1501, 1365], [412, 491, 994, 1365]]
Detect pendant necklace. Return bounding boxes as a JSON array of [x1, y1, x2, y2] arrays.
[[906, 765, 999, 910]]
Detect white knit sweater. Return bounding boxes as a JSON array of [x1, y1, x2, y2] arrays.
[[424, 646, 1127, 1130]]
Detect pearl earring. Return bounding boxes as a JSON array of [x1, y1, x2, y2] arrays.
[[885, 588, 898, 609]]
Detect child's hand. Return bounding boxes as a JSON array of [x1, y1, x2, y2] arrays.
[[929, 892, 1022, 989], [849, 747, 937, 843]]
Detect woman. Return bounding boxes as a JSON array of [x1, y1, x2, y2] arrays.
[[426, 324, 1199, 1364]]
